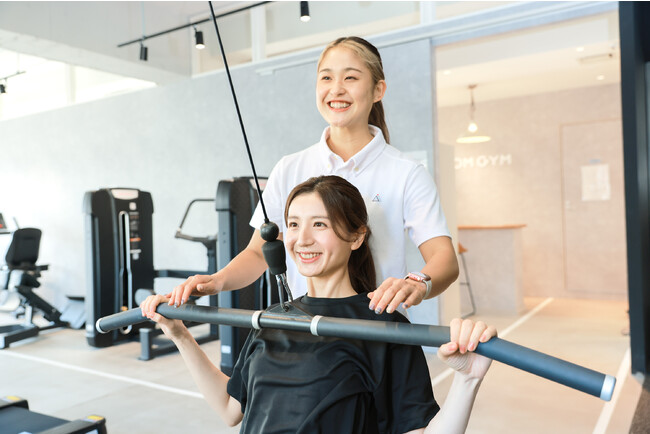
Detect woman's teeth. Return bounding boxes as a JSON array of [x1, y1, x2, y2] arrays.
[[329, 102, 350, 109]]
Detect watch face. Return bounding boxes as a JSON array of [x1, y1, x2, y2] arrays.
[[408, 271, 430, 281]]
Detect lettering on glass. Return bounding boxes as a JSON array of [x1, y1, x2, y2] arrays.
[[455, 154, 512, 170]]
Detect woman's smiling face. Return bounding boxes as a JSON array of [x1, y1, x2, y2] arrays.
[[285, 192, 361, 281], [316, 46, 384, 132]]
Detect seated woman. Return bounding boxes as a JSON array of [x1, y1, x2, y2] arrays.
[[140, 175, 497, 434]]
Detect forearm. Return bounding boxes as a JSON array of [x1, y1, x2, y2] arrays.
[[420, 238, 459, 299], [217, 246, 269, 292], [425, 373, 481, 434], [171, 330, 243, 426]]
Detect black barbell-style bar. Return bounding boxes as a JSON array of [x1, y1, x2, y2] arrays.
[[96, 303, 616, 401]]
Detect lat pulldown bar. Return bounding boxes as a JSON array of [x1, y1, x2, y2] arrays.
[[96, 303, 616, 401]]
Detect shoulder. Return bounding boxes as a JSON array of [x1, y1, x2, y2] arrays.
[[344, 295, 412, 324], [271, 143, 322, 174], [376, 144, 423, 173]]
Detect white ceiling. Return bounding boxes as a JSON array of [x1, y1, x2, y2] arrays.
[[0, 2, 620, 109], [435, 10, 620, 106]]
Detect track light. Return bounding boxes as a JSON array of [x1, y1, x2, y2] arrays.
[[139, 41, 148, 61], [0, 83, 5, 94], [194, 27, 205, 50], [300, 1, 310, 22]]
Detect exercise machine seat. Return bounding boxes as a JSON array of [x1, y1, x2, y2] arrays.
[[5, 228, 41, 270]]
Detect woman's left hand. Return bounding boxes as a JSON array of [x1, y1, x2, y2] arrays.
[[140, 294, 188, 339], [437, 318, 497, 380], [367, 276, 426, 314]]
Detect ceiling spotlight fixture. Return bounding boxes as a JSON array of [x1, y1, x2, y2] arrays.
[[139, 41, 148, 61], [457, 84, 491, 144], [194, 26, 205, 50], [300, 1, 310, 22], [0, 71, 25, 94], [139, 2, 148, 61]]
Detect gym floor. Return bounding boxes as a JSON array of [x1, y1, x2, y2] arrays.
[[0, 297, 637, 434]]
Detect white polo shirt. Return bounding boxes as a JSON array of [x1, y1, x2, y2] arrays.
[[250, 125, 451, 297]]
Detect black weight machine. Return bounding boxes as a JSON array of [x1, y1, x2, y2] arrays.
[[84, 188, 219, 360], [84, 180, 276, 367], [215, 177, 278, 375], [0, 227, 76, 349], [138, 196, 221, 360], [0, 395, 106, 434]]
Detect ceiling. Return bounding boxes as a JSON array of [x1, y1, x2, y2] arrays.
[[0, 2, 620, 110]]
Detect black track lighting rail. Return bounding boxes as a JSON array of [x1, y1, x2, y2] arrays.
[[117, 1, 271, 48], [0, 71, 26, 81]]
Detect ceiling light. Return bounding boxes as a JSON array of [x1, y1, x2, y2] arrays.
[[443, 70, 451, 75], [457, 84, 491, 144], [139, 3, 147, 61], [300, 1, 310, 22], [139, 41, 148, 61], [597, 75, 605, 81], [576, 46, 585, 52], [578, 52, 614, 65], [194, 27, 205, 50], [0, 71, 25, 94]]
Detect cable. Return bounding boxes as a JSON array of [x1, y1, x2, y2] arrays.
[[208, 1, 269, 224]]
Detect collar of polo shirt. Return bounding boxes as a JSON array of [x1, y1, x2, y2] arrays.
[[319, 125, 387, 175]]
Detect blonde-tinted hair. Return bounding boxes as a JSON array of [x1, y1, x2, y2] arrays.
[[317, 36, 390, 143]]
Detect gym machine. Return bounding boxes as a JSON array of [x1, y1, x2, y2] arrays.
[[83, 188, 218, 359], [138, 196, 220, 360], [0, 395, 106, 434], [0, 213, 9, 234], [216, 177, 278, 375], [0, 228, 74, 349]]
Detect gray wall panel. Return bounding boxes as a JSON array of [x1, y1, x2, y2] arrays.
[[0, 39, 439, 317]]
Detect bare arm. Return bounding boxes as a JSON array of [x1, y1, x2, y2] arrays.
[[406, 319, 496, 434], [368, 236, 459, 314], [171, 327, 244, 426], [169, 229, 277, 306], [140, 295, 244, 426]]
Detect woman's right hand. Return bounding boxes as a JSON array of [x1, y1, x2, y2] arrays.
[[167, 273, 223, 307], [437, 318, 497, 380], [140, 294, 188, 339]]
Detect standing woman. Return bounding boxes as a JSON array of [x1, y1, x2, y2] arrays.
[[169, 36, 458, 315]]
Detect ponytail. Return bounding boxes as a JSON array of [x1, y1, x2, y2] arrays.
[[369, 101, 389, 144]]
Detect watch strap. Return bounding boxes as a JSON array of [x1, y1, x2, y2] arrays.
[[405, 272, 432, 299]]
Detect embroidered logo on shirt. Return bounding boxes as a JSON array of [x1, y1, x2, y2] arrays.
[[372, 194, 381, 202]]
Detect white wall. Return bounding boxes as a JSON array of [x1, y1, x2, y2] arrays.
[[439, 83, 626, 300], [0, 38, 445, 319]]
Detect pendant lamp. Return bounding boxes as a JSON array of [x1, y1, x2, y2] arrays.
[[457, 84, 491, 144]]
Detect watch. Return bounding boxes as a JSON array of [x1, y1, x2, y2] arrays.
[[405, 271, 432, 299]]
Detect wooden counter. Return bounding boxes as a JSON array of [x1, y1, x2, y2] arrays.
[[458, 225, 526, 314]]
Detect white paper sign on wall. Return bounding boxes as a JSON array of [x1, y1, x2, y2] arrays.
[[581, 163, 611, 201]]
